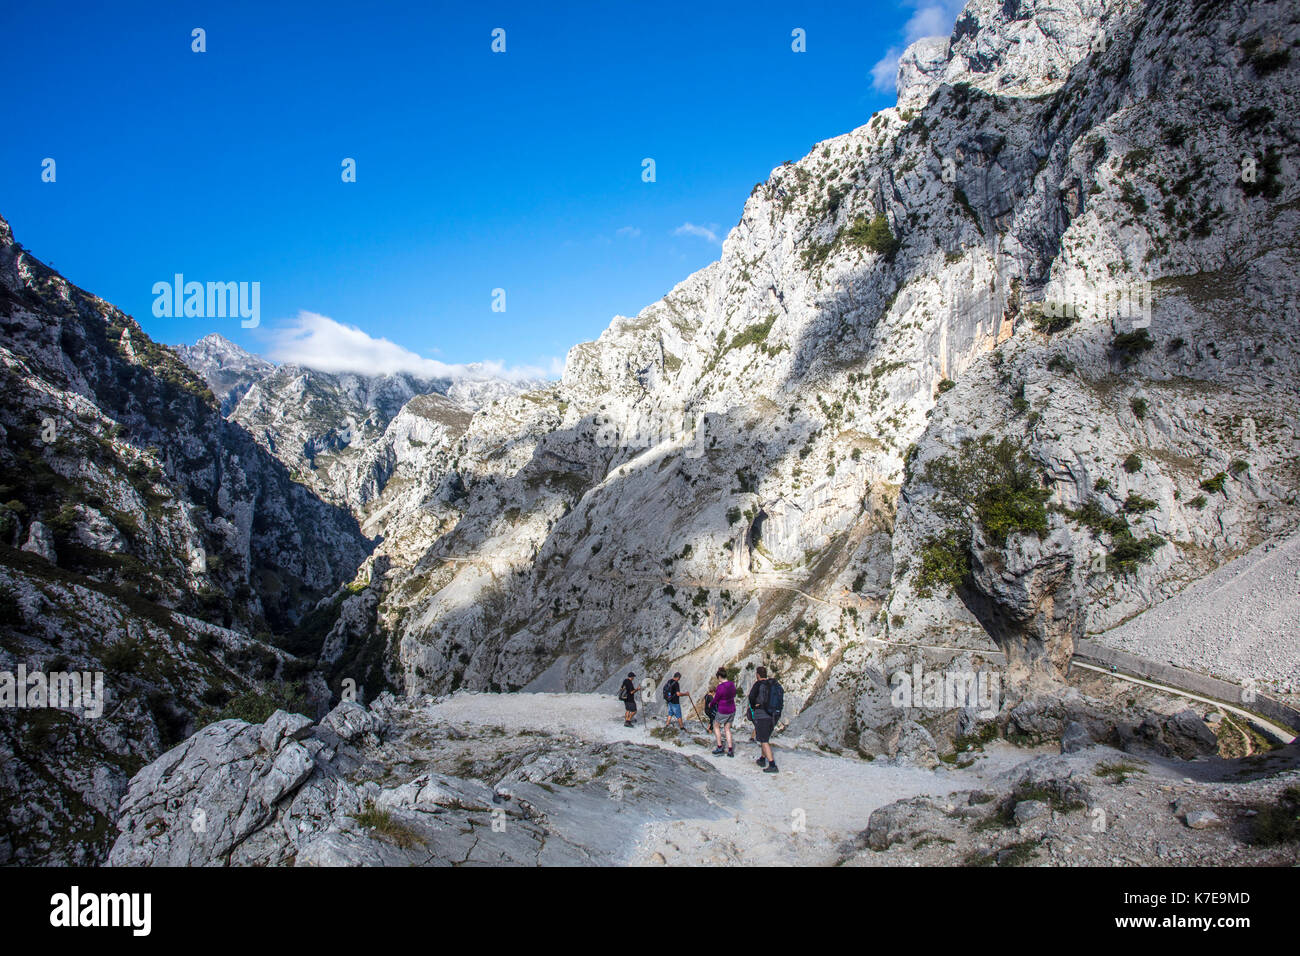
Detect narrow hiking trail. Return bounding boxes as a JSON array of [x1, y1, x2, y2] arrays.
[[1071, 661, 1296, 744], [425, 692, 1045, 866]]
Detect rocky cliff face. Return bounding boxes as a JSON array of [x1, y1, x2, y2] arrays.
[[0, 218, 370, 863], [344, 0, 1300, 756], [176, 336, 542, 536]]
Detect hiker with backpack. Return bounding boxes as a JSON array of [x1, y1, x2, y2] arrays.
[[710, 667, 738, 758], [662, 672, 691, 732], [748, 666, 785, 774], [618, 671, 638, 727]]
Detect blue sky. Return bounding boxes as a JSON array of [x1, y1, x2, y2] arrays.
[[1, 0, 963, 378]]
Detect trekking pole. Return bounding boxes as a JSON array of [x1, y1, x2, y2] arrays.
[[686, 692, 705, 733]]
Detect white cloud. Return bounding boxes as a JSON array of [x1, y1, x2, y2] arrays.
[[673, 222, 722, 245], [870, 0, 966, 92], [871, 48, 904, 91], [268, 311, 558, 382], [616, 226, 642, 238]]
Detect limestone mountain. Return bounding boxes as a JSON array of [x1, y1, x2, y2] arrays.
[[172, 333, 273, 414], [328, 0, 1299, 762], [174, 336, 545, 532], [0, 217, 370, 863]]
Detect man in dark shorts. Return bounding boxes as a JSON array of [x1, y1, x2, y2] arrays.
[[662, 672, 689, 731], [619, 671, 638, 727], [748, 666, 779, 773]]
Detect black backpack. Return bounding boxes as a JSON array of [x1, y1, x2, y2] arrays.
[[767, 680, 785, 722], [755, 679, 784, 720], [617, 681, 629, 701], [704, 693, 717, 718], [662, 680, 675, 702]]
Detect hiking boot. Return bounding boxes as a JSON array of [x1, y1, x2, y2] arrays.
[[763, 763, 779, 774], [756, 757, 767, 768], [711, 746, 725, 755], [624, 720, 632, 727], [726, 749, 734, 757]]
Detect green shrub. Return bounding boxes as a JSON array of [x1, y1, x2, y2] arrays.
[[1123, 452, 1143, 473], [915, 530, 970, 598], [1229, 459, 1249, 476], [936, 378, 956, 394], [1095, 761, 1146, 784], [1245, 43, 1290, 76], [1200, 472, 1227, 494], [1240, 148, 1282, 198], [725, 314, 777, 353], [1123, 492, 1156, 513], [800, 240, 833, 270], [1027, 302, 1080, 336], [1112, 329, 1154, 364], [1108, 530, 1165, 574], [1189, 494, 1207, 510], [1119, 182, 1148, 215], [1130, 397, 1148, 419], [102, 637, 144, 672], [1067, 498, 1163, 576], [213, 682, 309, 723], [1070, 499, 1128, 537], [844, 214, 900, 258], [913, 437, 1052, 597], [45, 503, 80, 538]]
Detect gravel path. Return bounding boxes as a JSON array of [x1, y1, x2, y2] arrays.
[[1091, 530, 1300, 697], [427, 691, 1041, 865]]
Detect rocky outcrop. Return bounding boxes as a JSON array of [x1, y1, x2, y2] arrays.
[[109, 696, 742, 867], [963, 523, 1084, 682]]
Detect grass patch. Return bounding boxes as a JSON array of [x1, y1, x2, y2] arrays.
[[1094, 760, 1146, 784], [1247, 785, 1300, 846], [351, 803, 424, 849], [964, 838, 1039, 867]]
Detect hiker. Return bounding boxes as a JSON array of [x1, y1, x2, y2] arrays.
[[710, 668, 737, 757], [662, 672, 690, 731], [748, 666, 785, 774], [618, 671, 638, 727], [703, 688, 717, 734]]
